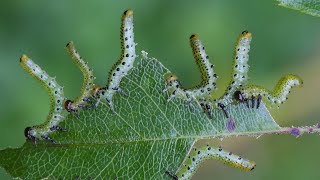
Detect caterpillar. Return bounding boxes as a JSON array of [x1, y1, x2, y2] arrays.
[[96, 9, 137, 112], [20, 55, 66, 143], [164, 34, 218, 102], [166, 145, 256, 180], [213, 31, 252, 108], [65, 41, 96, 113], [234, 74, 303, 108]]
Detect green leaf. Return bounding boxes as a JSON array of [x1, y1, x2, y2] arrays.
[[277, 0, 320, 17], [0, 53, 281, 179]]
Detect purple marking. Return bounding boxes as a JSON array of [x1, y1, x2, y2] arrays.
[[317, 123, 320, 129], [290, 128, 300, 137], [226, 118, 236, 132]]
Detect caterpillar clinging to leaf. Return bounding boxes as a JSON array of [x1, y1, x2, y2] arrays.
[[166, 145, 256, 180], [234, 74, 303, 108], [96, 9, 137, 112], [164, 30, 303, 119], [20, 55, 66, 143], [214, 31, 252, 106], [164, 34, 218, 102], [64, 41, 96, 113]]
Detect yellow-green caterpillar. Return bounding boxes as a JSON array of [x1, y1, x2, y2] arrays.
[[164, 34, 217, 102], [234, 74, 303, 108], [166, 145, 256, 180], [97, 9, 137, 112], [65, 41, 96, 113], [20, 55, 66, 143]]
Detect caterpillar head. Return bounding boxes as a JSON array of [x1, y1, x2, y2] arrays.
[[24, 127, 37, 141], [234, 90, 245, 103], [190, 34, 200, 41], [165, 74, 178, 84], [238, 30, 252, 45], [92, 85, 102, 98], [64, 100, 75, 112]]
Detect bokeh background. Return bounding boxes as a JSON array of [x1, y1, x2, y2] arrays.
[[0, 0, 320, 179]]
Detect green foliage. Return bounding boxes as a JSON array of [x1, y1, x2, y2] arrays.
[[277, 0, 320, 17], [0, 53, 282, 179]]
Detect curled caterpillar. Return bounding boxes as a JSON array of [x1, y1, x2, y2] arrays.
[[65, 41, 96, 113], [97, 9, 137, 112], [164, 34, 217, 102], [234, 74, 303, 108], [166, 145, 256, 180], [214, 30, 252, 107], [20, 55, 66, 143]]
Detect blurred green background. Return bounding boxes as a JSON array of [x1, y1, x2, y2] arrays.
[[0, 0, 320, 179]]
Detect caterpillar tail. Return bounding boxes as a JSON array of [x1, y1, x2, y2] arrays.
[[20, 55, 66, 143]]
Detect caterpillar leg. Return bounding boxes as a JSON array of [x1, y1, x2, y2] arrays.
[[165, 171, 178, 180], [234, 75, 303, 109], [173, 145, 256, 180], [199, 100, 213, 119], [218, 103, 229, 118]]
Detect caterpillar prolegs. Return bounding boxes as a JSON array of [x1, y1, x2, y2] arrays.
[[166, 145, 256, 180], [96, 9, 137, 112], [20, 55, 66, 143]]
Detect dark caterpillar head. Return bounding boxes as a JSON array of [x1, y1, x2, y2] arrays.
[[24, 126, 33, 140], [64, 100, 74, 112], [234, 90, 244, 102]]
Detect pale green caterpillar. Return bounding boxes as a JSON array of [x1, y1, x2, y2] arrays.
[[166, 145, 256, 180], [20, 55, 66, 143], [234, 74, 303, 108], [164, 34, 218, 102], [213, 31, 252, 107], [97, 9, 137, 112], [65, 41, 96, 113]]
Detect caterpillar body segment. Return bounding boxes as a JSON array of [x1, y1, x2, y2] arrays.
[[65, 41, 96, 113], [167, 145, 256, 180], [98, 9, 137, 112], [20, 55, 66, 143]]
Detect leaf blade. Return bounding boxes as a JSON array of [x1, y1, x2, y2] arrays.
[[0, 53, 280, 179], [277, 0, 320, 17]]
